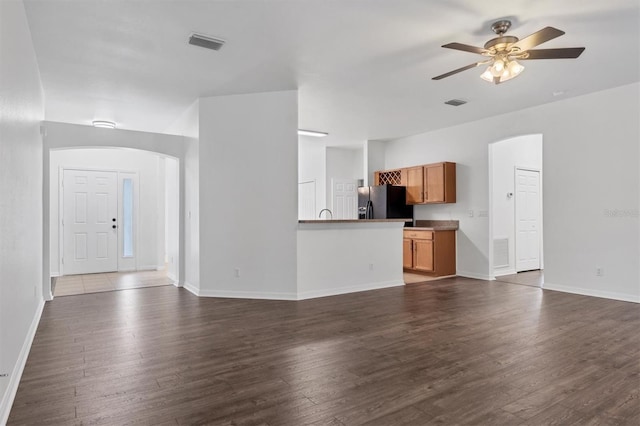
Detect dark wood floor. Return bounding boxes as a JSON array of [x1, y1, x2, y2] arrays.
[[9, 278, 640, 425]]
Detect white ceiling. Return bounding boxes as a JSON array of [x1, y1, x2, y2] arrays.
[[23, 0, 640, 146]]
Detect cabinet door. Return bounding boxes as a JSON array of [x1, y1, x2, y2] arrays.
[[425, 163, 445, 203], [373, 171, 381, 186], [413, 240, 434, 271], [403, 166, 424, 204], [403, 238, 413, 269]]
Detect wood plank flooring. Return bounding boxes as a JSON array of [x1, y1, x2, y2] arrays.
[[9, 277, 640, 425]]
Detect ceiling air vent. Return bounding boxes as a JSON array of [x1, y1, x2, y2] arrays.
[[189, 33, 226, 51], [444, 99, 467, 106]]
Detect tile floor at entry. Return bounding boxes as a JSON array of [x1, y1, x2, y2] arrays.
[[404, 270, 544, 286], [53, 269, 173, 297]]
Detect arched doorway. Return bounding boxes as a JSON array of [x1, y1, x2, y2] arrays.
[[488, 134, 544, 286], [49, 147, 180, 296], [42, 121, 188, 300]]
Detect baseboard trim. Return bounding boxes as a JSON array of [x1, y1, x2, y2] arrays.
[[50, 272, 60, 278], [493, 268, 516, 277], [182, 281, 199, 296], [456, 271, 492, 281], [137, 265, 160, 272], [297, 280, 405, 300], [0, 299, 45, 425], [543, 282, 640, 304], [197, 288, 298, 301]]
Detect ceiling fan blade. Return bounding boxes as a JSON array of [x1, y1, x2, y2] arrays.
[[442, 42, 488, 55], [521, 47, 585, 59], [432, 62, 481, 80], [512, 27, 565, 51]]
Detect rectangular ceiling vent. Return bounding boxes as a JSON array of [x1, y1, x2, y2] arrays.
[[189, 33, 226, 51], [444, 99, 467, 106]]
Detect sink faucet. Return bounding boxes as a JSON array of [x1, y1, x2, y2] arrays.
[[318, 209, 333, 219]]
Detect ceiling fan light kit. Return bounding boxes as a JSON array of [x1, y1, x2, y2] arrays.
[[433, 20, 585, 84]]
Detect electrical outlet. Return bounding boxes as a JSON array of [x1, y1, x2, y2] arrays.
[[234, 268, 240, 278], [468, 210, 474, 217], [596, 267, 603, 277], [478, 210, 488, 217]]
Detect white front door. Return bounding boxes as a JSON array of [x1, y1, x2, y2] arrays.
[[331, 179, 358, 219], [515, 168, 541, 272], [63, 169, 118, 275]]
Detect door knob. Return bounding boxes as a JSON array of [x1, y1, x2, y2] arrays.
[[112, 225, 117, 229], [112, 218, 116, 222]]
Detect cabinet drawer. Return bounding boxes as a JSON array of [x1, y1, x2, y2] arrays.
[[403, 230, 433, 240]]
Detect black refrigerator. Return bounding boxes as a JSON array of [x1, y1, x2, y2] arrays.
[[357, 185, 413, 224]]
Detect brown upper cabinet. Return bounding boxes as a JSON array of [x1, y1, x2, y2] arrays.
[[375, 162, 456, 204], [402, 166, 424, 204]]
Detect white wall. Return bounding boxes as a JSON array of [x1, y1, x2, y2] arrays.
[[49, 148, 166, 274], [166, 100, 199, 290], [197, 91, 298, 299], [156, 157, 166, 268], [365, 140, 385, 186], [0, 1, 45, 422], [298, 138, 326, 216], [491, 135, 543, 276], [384, 83, 640, 302], [326, 147, 364, 208], [297, 222, 404, 299], [164, 157, 180, 282]]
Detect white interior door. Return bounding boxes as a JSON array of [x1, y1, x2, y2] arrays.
[[331, 179, 358, 219], [515, 168, 541, 272], [298, 181, 316, 220], [63, 169, 118, 275]]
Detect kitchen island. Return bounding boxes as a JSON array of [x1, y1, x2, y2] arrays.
[[297, 219, 410, 300]]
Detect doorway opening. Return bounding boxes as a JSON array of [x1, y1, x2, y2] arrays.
[[489, 134, 544, 287], [49, 147, 180, 297]]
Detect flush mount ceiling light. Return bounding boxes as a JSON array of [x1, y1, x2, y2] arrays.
[[433, 20, 585, 85], [92, 120, 116, 129], [298, 129, 328, 137]]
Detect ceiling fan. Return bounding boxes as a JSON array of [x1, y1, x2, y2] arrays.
[[433, 20, 585, 84]]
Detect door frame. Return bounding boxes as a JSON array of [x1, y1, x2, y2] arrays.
[[59, 166, 139, 276], [514, 166, 544, 272], [331, 178, 358, 219]]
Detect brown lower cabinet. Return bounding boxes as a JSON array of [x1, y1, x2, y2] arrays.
[[403, 229, 456, 276]]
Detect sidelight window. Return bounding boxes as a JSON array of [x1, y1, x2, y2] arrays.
[[123, 178, 133, 257]]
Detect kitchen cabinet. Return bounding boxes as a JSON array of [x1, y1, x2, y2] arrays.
[[374, 169, 402, 186], [403, 229, 456, 276], [424, 162, 456, 203], [403, 238, 413, 269], [402, 166, 424, 204], [375, 162, 456, 205]]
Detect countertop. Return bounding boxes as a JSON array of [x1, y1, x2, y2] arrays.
[[410, 220, 459, 231], [298, 219, 412, 224]]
